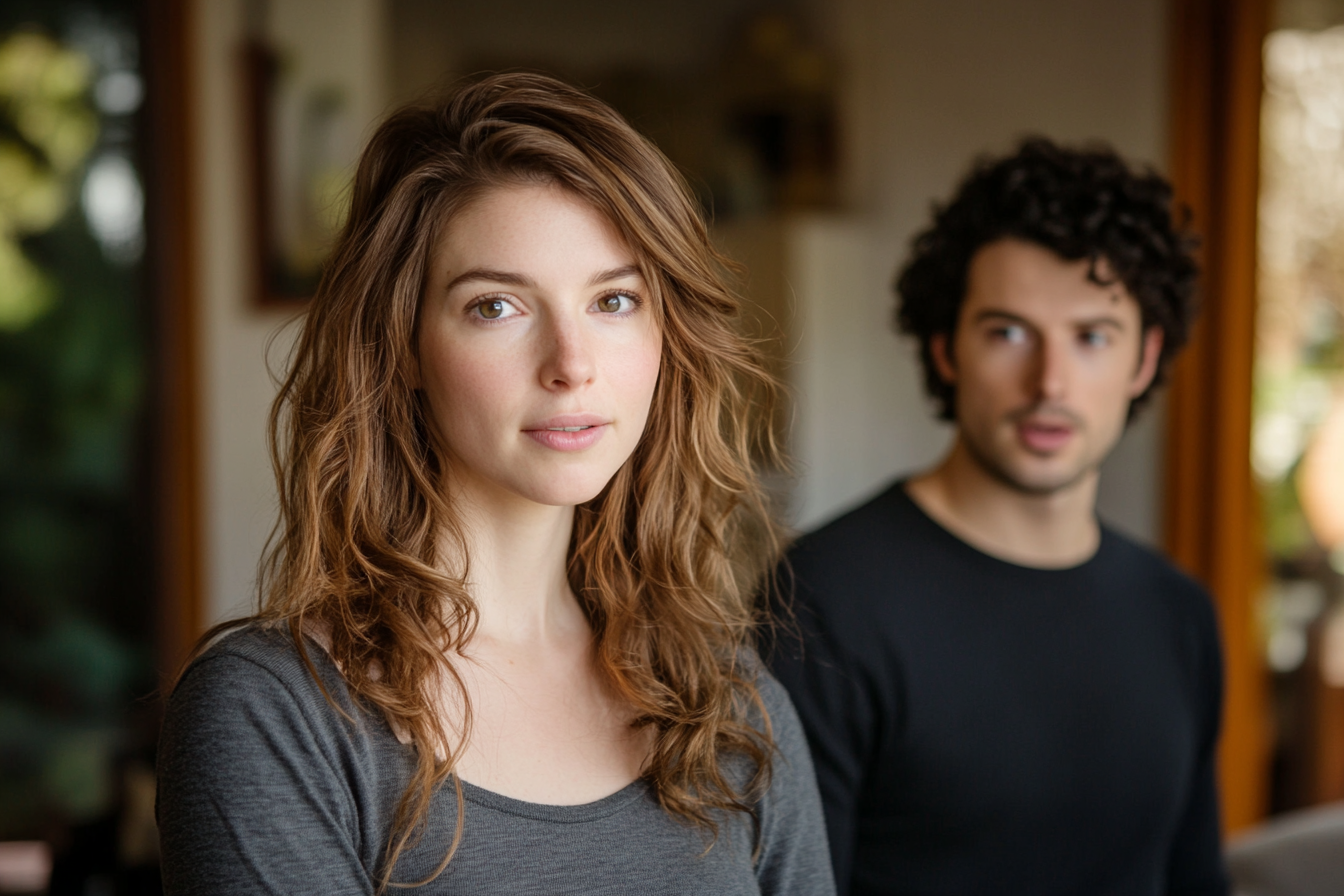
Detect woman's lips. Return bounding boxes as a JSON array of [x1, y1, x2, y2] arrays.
[[523, 416, 609, 451]]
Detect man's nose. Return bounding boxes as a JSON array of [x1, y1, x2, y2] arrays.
[[1031, 335, 1070, 402]]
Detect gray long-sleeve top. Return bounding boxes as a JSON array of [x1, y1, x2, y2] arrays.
[[157, 626, 836, 895]]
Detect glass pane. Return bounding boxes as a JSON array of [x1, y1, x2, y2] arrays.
[[1255, 8, 1344, 811], [0, 2, 156, 887]]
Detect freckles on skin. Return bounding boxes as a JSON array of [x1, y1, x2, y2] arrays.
[[415, 183, 664, 511]]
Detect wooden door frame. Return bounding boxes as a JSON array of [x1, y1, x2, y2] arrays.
[[141, 0, 204, 688], [1164, 0, 1271, 832]]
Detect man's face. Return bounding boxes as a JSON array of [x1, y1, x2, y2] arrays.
[[932, 238, 1162, 496]]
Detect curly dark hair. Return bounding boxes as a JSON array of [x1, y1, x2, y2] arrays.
[[894, 136, 1199, 422]]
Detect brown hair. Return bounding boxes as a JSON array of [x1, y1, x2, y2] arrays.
[[197, 72, 785, 886]]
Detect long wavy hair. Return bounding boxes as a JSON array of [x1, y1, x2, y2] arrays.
[[196, 72, 786, 887]]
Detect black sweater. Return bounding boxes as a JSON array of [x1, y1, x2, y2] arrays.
[[770, 482, 1228, 896]]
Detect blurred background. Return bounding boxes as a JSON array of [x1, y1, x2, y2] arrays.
[[0, 0, 1340, 892]]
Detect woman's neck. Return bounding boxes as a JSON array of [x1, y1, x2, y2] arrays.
[[445, 483, 588, 648], [431, 481, 648, 806]]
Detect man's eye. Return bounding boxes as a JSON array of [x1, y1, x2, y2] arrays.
[[473, 298, 519, 320], [1080, 329, 1109, 347], [994, 325, 1027, 344], [595, 292, 639, 314]]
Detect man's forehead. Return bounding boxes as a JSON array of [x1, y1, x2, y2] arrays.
[[962, 237, 1137, 321]]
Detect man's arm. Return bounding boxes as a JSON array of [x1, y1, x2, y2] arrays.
[[1164, 595, 1231, 896]]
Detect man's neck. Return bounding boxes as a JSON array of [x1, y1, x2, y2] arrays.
[[905, 439, 1101, 569]]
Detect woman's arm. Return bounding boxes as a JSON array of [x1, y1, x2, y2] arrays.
[[157, 642, 375, 896], [753, 672, 839, 896]]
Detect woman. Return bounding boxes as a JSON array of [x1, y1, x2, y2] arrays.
[[156, 73, 833, 895]]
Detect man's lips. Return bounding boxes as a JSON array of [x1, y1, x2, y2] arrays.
[[1014, 414, 1079, 454], [523, 414, 609, 451]]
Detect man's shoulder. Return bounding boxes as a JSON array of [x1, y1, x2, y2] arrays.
[[1099, 525, 1208, 592], [780, 480, 951, 626], [790, 480, 928, 566], [1097, 525, 1219, 626]]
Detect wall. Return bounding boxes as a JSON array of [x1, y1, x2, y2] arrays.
[[190, 0, 1170, 622], [789, 0, 1171, 532], [387, 0, 775, 103], [193, 0, 388, 624]]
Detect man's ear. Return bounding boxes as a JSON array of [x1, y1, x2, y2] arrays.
[[930, 332, 957, 385], [1129, 326, 1164, 398]]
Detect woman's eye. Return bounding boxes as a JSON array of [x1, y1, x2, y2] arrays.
[[594, 292, 638, 314], [472, 298, 519, 320]]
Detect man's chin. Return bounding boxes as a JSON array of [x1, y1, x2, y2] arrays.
[[972, 446, 1093, 497], [993, 460, 1096, 496], [957, 429, 1102, 497]]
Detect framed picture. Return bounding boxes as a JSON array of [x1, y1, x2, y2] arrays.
[[241, 5, 378, 306]]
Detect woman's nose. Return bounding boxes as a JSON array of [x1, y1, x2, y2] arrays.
[[538, 313, 597, 390]]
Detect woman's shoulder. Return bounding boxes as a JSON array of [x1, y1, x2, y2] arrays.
[[159, 622, 393, 806], [748, 661, 810, 767], [740, 655, 838, 894], [157, 625, 409, 894], [730, 652, 812, 785], [195, 620, 303, 661], [180, 622, 326, 690], [167, 622, 356, 739]]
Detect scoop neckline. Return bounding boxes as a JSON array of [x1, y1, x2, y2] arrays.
[[458, 775, 650, 823], [244, 630, 656, 825]]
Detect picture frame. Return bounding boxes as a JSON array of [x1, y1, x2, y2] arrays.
[[241, 31, 362, 306]]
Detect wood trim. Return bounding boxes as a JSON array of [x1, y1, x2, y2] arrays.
[[1164, 0, 1271, 832], [1312, 654, 1344, 803], [141, 0, 204, 688]]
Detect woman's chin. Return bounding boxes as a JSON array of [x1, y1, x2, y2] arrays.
[[500, 471, 621, 510]]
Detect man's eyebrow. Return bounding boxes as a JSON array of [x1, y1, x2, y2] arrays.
[[1072, 315, 1127, 330], [972, 309, 1033, 326], [587, 264, 642, 287], [444, 269, 537, 292], [971, 309, 1127, 329]]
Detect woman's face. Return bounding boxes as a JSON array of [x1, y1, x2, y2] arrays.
[[416, 183, 663, 512]]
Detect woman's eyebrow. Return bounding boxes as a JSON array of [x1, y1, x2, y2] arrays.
[[445, 268, 536, 291], [587, 264, 642, 287], [444, 265, 642, 292]]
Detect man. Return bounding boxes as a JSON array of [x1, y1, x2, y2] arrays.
[[771, 138, 1228, 895]]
